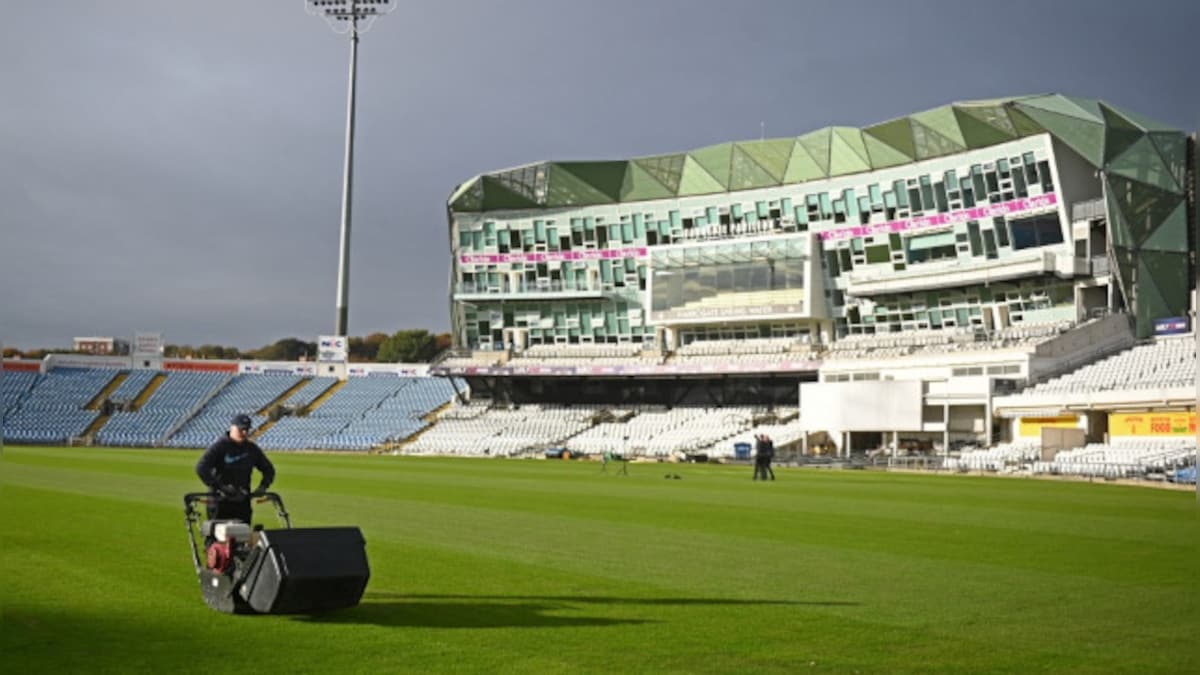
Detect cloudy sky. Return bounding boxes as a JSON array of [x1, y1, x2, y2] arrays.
[[1, 0, 1196, 350]]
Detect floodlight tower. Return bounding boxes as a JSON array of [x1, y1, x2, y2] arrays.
[[305, 0, 396, 336]]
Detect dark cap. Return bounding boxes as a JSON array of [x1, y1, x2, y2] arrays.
[[231, 414, 253, 431]]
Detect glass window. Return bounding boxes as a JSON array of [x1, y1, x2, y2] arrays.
[[1037, 161, 1054, 192], [985, 171, 1000, 194], [934, 182, 949, 212], [972, 167, 987, 200], [967, 221, 983, 256], [865, 245, 891, 264], [1009, 214, 1064, 250], [1012, 167, 1027, 197], [982, 229, 998, 259], [908, 188, 923, 211], [994, 217, 1009, 247], [919, 176, 934, 209]]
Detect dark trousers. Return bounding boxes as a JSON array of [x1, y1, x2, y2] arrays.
[[754, 458, 775, 480]]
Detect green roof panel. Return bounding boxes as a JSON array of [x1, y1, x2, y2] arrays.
[[910, 119, 965, 159], [863, 117, 917, 159], [955, 104, 1018, 138], [782, 141, 827, 183], [828, 128, 872, 176], [798, 128, 833, 176], [1106, 173, 1184, 247], [450, 94, 1184, 213], [729, 145, 780, 190], [1020, 94, 1105, 124], [1104, 182, 1136, 249], [634, 154, 686, 194], [1099, 102, 1178, 132], [954, 106, 1018, 148], [677, 155, 728, 196], [1108, 135, 1183, 194], [1014, 104, 1105, 167], [689, 143, 733, 189], [1136, 250, 1190, 332], [545, 164, 619, 206], [1005, 105, 1047, 137], [481, 175, 540, 210], [910, 106, 967, 147], [736, 139, 793, 181], [1138, 201, 1189, 254], [620, 162, 676, 202], [862, 132, 913, 168], [1100, 102, 1146, 163], [1147, 131, 1188, 194], [554, 162, 627, 202], [449, 178, 483, 211]]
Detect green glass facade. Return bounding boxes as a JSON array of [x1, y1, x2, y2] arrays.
[[449, 95, 1194, 346]]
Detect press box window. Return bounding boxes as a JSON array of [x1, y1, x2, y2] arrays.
[[1009, 214, 1065, 250]]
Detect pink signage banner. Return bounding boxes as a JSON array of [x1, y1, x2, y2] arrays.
[[817, 193, 1058, 242], [432, 360, 822, 377], [460, 246, 648, 265]]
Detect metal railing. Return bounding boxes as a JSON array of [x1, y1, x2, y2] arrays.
[[1071, 197, 1105, 222]]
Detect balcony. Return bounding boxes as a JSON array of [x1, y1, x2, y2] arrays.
[[1071, 198, 1106, 223], [453, 279, 610, 301], [846, 250, 1089, 296]]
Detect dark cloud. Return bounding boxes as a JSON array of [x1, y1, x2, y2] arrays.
[[1, 0, 1196, 350]]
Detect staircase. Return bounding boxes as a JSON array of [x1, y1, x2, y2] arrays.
[[86, 372, 127, 410], [250, 418, 277, 441], [299, 379, 344, 416], [132, 373, 167, 410], [82, 411, 112, 439], [257, 378, 312, 415]]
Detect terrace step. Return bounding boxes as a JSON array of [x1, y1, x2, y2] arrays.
[[86, 372, 127, 411], [258, 378, 312, 415], [300, 379, 345, 416], [131, 373, 168, 410]]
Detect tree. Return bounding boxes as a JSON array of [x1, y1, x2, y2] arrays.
[[434, 333, 452, 352], [3, 347, 22, 358], [248, 338, 316, 362], [349, 332, 388, 362], [377, 330, 439, 363]]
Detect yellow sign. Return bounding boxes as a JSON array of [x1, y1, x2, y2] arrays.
[[1018, 415, 1078, 437], [1109, 411, 1196, 437]]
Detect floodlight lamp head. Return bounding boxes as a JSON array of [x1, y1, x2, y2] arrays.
[[305, 0, 396, 34]]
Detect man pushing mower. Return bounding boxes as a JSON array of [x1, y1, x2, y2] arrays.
[[184, 412, 370, 615]]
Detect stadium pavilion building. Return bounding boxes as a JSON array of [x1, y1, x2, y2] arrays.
[[437, 94, 1196, 452]]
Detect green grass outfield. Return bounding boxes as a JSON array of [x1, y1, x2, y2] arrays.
[[2, 445, 1196, 674]]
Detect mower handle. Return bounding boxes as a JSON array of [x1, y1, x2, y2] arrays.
[[183, 491, 292, 527], [184, 491, 293, 576]]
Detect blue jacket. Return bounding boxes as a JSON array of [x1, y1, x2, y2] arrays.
[[195, 433, 275, 496]]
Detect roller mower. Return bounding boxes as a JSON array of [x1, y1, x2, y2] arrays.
[[184, 492, 370, 614]]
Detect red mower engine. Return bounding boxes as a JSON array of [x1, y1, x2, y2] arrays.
[[204, 521, 253, 575], [206, 541, 234, 574]]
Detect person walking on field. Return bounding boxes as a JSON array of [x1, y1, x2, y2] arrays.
[[753, 434, 769, 481], [761, 434, 776, 481]]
